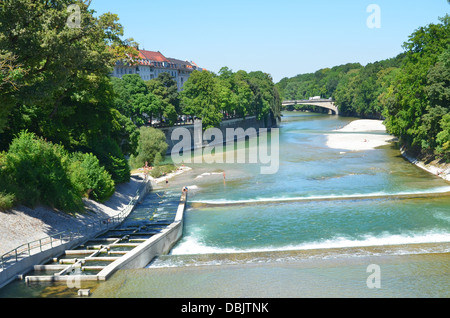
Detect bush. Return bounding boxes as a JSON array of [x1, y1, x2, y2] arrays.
[[89, 137, 131, 184], [1, 131, 83, 210], [68, 152, 115, 202], [0, 131, 116, 211], [0, 192, 15, 211], [149, 164, 176, 178]]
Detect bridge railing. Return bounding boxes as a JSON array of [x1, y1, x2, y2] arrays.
[[282, 99, 335, 104]]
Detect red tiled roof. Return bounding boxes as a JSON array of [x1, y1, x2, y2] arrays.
[[138, 50, 169, 63]]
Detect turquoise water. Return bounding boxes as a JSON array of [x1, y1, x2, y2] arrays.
[[163, 113, 450, 260], [94, 112, 449, 298]]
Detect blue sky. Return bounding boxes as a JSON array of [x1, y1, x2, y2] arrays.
[[90, 0, 449, 82]]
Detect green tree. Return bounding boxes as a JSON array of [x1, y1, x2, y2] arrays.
[[0, 0, 134, 181], [145, 73, 179, 125], [384, 15, 450, 153], [130, 126, 168, 168], [180, 70, 223, 129], [436, 114, 450, 159]]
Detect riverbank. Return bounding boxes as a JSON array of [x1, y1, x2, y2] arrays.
[[0, 166, 191, 256], [326, 119, 450, 182], [400, 147, 450, 182]]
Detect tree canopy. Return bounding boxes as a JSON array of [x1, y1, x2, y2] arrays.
[[0, 0, 138, 210]]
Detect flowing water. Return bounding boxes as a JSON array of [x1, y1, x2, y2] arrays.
[[2, 112, 449, 298], [163, 113, 450, 258]]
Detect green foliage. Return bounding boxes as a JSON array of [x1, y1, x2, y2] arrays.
[[277, 63, 363, 101], [181, 68, 281, 129], [68, 152, 115, 202], [130, 126, 168, 169], [146, 72, 181, 115], [109, 108, 140, 157], [180, 70, 223, 129], [0, 192, 15, 211], [436, 114, 450, 159], [89, 137, 130, 184], [0, 0, 133, 184], [384, 15, 450, 155], [112, 73, 180, 127], [0, 131, 116, 211], [150, 164, 176, 178]]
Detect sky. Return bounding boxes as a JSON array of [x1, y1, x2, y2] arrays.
[[89, 0, 450, 83]]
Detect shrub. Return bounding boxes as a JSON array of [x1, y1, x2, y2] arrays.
[[149, 164, 176, 178], [0, 131, 116, 211], [90, 137, 131, 184], [1, 131, 83, 210], [0, 192, 15, 211], [68, 152, 115, 202]]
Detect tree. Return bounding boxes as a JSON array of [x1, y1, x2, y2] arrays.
[[130, 126, 168, 168], [145, 72, 180, 125], [436, 114, 450, 159], [0, 52, 26, 134], [0, 0, 135, 182], [180, 70, 223, 129], [384, 15, 450, 153]]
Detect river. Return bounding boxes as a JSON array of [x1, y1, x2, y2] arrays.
[[2, 112, 449, 298]]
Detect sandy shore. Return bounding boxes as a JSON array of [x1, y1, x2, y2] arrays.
[[0, 165, 191, 256], [325, 119, 395, 151]]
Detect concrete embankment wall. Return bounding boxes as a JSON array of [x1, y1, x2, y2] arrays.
[[0, 238, 86, 289], [161, 114, 279, 154], [97, 191, 187, 280]]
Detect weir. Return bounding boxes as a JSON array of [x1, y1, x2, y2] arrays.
[[3, 187, 188, 292], [191, 189, 450, 208]]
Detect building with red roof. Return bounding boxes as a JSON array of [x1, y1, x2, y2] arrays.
[[112, 49, 205, 91]]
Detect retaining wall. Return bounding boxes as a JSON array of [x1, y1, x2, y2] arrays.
[[161, 114, 279, 154]]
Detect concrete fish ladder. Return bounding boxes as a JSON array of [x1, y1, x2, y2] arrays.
[[20, 189, 188, 289], [97, 191, 187, 280]]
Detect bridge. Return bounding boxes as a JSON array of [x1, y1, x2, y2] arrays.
[[282, 99, 339, 115]]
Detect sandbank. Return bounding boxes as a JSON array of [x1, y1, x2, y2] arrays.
[[325, 119, 450, 182], [325, 119, 394, 151]]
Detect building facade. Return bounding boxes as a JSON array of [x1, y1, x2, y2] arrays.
[[112, 49, 205, 91]]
